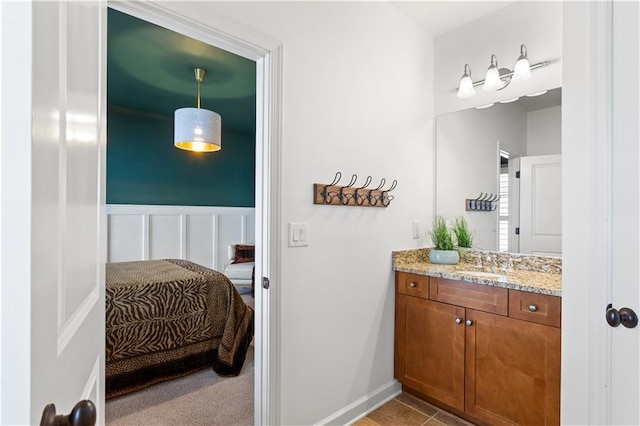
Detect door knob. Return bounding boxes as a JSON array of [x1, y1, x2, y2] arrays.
[[40, 400, 96, 426], [606, 304, 638, 329], [466, 319, 473, 326]]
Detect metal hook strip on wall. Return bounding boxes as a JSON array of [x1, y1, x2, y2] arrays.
[[313, 173, 397, 207], [465, 192, 500, 211]]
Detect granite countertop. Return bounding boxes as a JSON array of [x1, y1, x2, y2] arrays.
[[393, 248, 562, 297]]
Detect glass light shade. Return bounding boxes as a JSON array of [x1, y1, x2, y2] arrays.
[[457, 75, 475, 99], [174, 107, 221, 152], [513, 57, 532, 81], [483, 66, 502, 91]]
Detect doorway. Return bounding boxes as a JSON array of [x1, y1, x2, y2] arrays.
[[105, 2, 283, 423]]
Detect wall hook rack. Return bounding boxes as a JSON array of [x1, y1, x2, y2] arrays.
[[466, 192, 500, 211], [314, 173, 397, 207]]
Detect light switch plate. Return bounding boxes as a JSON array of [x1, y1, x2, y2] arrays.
[[289, 222, 309, 247]]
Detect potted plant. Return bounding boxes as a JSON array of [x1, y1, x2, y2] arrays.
[[428, 216, 460, 264], [452, 216, 473, 249]]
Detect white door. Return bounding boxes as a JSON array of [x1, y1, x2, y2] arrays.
[[1, 1, 106, 424], [519, 154, 562, 256], [610, 1, 640, 423]]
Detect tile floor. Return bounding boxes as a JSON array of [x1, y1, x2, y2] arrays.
[[352, 392, 476, 426]]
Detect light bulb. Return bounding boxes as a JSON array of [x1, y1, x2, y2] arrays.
[[190, 142, 208, 152]]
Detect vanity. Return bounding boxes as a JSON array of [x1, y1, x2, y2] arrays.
[[392, 248, 561, 426]]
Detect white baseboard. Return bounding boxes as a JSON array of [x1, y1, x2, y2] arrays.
[[315, 379, 402, 426]]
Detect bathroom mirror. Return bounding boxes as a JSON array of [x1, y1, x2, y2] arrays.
[[435, 87, 562, 256]]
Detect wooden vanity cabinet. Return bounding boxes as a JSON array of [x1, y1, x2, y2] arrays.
[[395, 271, 561, 426], [395, 293, 466, 411], [465, 309, 560, 426]]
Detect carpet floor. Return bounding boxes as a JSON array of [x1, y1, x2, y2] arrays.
[[106, 294, 255, 426]]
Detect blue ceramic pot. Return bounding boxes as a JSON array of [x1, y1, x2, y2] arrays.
[[429, 249, 460, 265]]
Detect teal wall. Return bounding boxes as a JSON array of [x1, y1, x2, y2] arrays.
[[107, 106, 255, 207]]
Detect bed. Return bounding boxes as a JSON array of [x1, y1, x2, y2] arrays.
[[105, 258, 254, 399]]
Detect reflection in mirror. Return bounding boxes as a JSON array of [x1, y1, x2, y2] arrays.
[[436, 88, 562, 256]]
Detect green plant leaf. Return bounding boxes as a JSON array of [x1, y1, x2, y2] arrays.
[[452, 216, 474, 248], [429, 216, 454, 250]]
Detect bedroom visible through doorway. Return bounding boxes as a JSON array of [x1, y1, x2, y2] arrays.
[[104, 4, 264, 424]]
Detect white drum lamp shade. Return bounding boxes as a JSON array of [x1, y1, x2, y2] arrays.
[[174, 67, 221, 153], [174, 107, 221, 152]]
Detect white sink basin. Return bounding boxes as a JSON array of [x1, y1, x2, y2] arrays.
[[455, 270, 508, 280]]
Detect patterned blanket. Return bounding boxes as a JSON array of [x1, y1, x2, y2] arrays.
[[105, 259, 254, 399]]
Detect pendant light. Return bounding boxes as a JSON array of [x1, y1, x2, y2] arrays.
[[174, 67, 221, 152]]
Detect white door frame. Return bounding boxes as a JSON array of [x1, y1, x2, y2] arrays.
[[105, 2, 283, 424]]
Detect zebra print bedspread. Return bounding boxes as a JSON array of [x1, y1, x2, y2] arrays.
[[105, 259, 254, 399]]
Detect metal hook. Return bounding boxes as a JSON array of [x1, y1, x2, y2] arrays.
[[374, 178, 386, 191], [384, 179, 398, 192], [340, 174, 358, 205], [322, 172, 343, 204], [355, 176, 373, 205], [356, 175, 372, 190], [328, 172, 342, 186], [368, 178, 386, 206], [380, 180, 398, 206]]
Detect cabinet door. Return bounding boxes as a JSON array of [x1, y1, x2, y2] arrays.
[[395, 294, 465, 411], [465, 309, 560, 426]]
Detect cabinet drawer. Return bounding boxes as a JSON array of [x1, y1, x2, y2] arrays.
[[429, 277, 508, 315], [509, 290, 561, 328], [396, 272, 429, 299]]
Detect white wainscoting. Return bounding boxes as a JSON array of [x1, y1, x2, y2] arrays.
[[107, 204, 256, 272]]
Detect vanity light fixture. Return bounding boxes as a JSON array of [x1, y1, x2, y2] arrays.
[[499, 97, 520, 104], [174, 67, 222, 153], [455, 44, 550, 99]]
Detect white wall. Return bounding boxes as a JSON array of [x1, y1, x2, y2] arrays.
[[527, 105, 562, 155], [161, 2, 434, 425], [434, 1, 562, 115], [436, 104, 527, 250]]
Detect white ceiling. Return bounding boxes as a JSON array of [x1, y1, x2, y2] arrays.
[[390, 1, 517, 36]]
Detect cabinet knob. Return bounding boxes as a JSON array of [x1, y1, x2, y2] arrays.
[[455, 317, 463, 324], [466, 319, 473, 326], [408, 282, 417, 288], [528, 304, 538, 312]]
